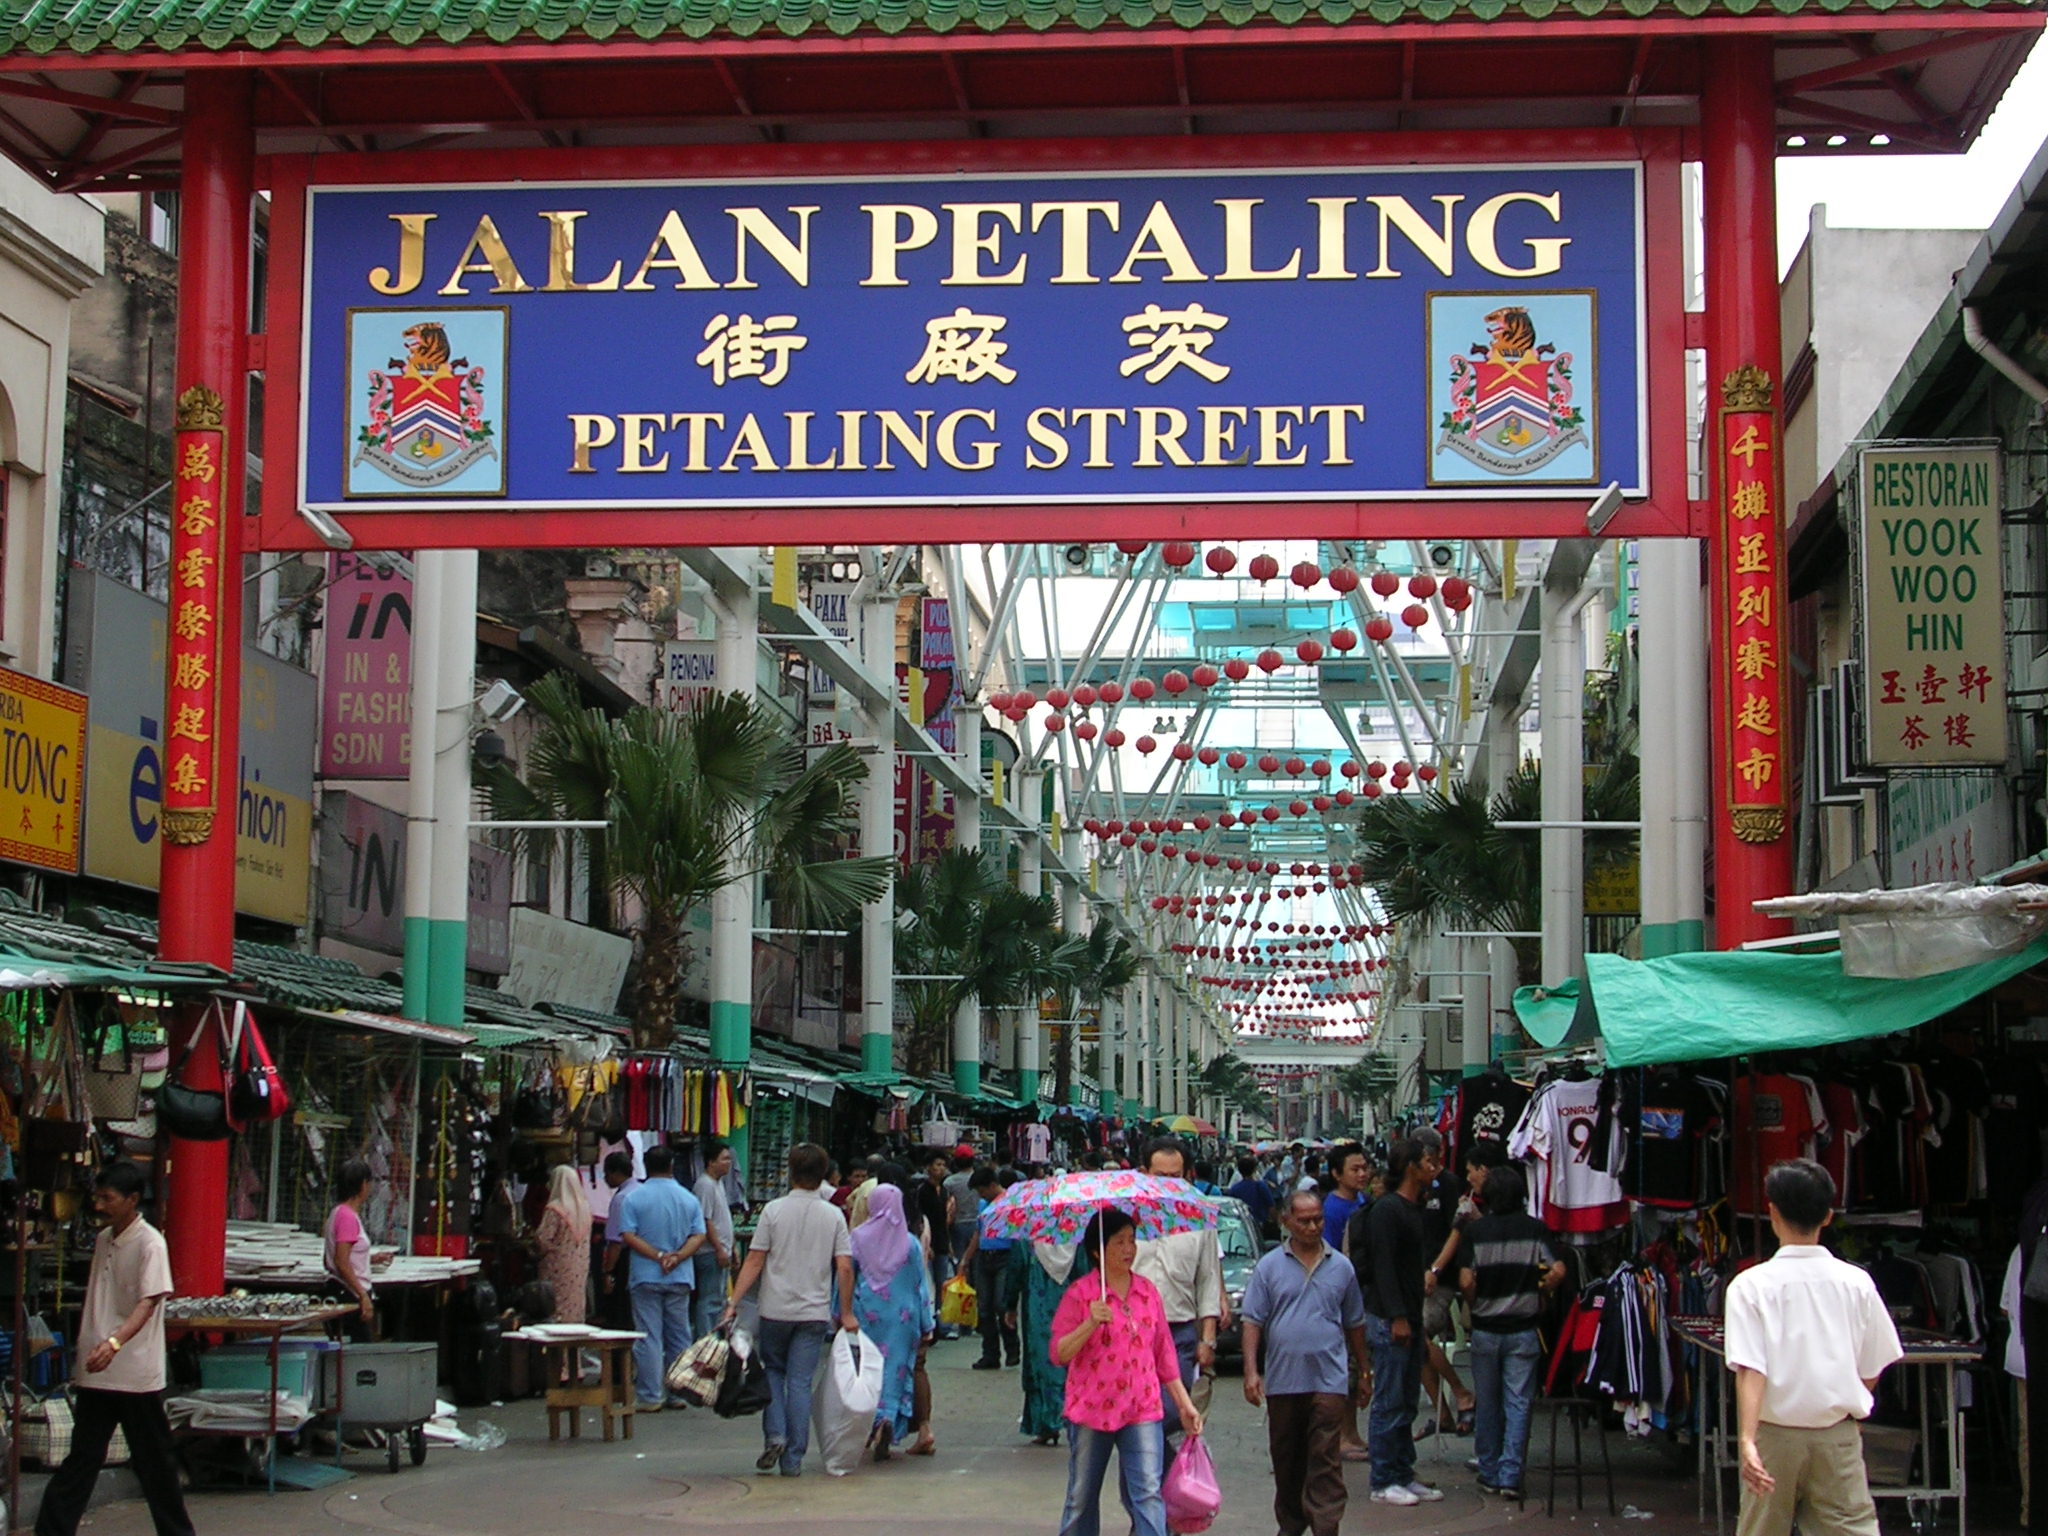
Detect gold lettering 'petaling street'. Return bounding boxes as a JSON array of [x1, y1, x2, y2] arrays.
[[566, 405, 1366, 475], [366, 193, 1571, 296]]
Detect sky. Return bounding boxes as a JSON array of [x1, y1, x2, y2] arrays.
[[1776, 35, 2048, 274]]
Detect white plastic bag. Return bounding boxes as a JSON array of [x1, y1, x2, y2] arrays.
[[811, 1328, 885, 1476]]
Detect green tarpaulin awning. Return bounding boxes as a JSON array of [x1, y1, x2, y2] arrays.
[[1512, 979, 1586, 1050], [1588, 936, 2048, 1067]]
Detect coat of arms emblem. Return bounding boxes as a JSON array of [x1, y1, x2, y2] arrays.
[[1436, 305, 1588, 477], [354, 321, 499, 489]]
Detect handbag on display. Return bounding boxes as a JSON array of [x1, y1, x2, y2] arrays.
[[224, 1004, 291, 1130], [156, 1002, 233, 1142], [83, 1011, 144, 1122]]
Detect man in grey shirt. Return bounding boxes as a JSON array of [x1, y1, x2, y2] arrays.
[[724, 1142, 855, 1477], [1241, 1190, 1370, 1536], [692, 1139, 737, 1341]]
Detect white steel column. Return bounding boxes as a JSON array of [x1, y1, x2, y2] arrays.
[[1462, 936, 1491, 1074], [1540, 571, 1592, 985], [859, 592, 898, 1075], [424, 551, 478, 1027], [952, 706, 984, 1095], [709, 548, 758, 1068], [400, 551, 444, 1022], [1639, 539, 1709, 956]]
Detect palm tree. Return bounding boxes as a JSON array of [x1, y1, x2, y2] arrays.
[[483, 673, 890, 1050], [1331, 1054, 1402, 1124], [1052, 923, 1139, 1109], [1196, 1050, 1271, 1121]]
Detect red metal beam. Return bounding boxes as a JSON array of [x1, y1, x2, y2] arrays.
[[0, 72, 176, 120], [56, 68, 147, 172], [1843, 35, 1955, 134], [53, 124, 179, 189], [1773, 29, 2000, 96], [485, 60, 567, 148], [1777, 93, 1958, 151]]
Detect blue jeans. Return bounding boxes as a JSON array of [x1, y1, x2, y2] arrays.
[[1470, 1328, 1543, 1489], [757, 1318, 832, 1471], [631, 1284, 695, 1406], [691, 1252, 726, 1340], [1059, 1420, 1167, 1536], [1364, 1314, 1422, 1492]]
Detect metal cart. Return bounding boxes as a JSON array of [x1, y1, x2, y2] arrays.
[[321, 1342, 439, 1472]]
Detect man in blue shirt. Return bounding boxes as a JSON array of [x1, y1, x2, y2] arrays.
[[1227, 1155, 1277, 1237], [956, 1165, 1018, 1368], [1241, 1190, 1370, 1536], [616, 1145, 707, 1410]]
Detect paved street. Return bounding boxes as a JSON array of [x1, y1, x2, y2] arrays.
[[61, 1341, 1756, 1536]]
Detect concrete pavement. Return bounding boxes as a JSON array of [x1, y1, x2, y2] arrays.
[[53, 1340, 1990, 1536]]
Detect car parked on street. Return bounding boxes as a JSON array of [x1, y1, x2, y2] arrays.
[[1210, 1195, 1269, 1366]]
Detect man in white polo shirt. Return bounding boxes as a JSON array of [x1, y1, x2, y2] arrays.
[[1724, 1157, 1903, 1536], [36, 1161, 193, 1536]]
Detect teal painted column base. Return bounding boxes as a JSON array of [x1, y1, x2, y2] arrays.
[[1018, 1069, 1040, 1105], [425, 918, 467, 1027], [1100, 1088, 1117, 1117], [1640, 919, 1707, 958], [861, 1032, 894, 1075], [1122, 1097, 1143, 1121], [402, 916, 431, 1020], [954, 1059, 981, 1097], [709, 999, 751, 1067]]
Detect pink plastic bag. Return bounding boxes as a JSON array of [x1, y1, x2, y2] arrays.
[[1163, 1433, 1222, 1534]]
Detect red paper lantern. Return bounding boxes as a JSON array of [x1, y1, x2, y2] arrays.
[[1098, 681, 1124, 705], [1197, 747, 1219, 766], [1005, 705, 1028, 722], [1012, 689, 1037, 710], [1366, 760, 1387, 779], [1441, 576, 1473, 611], [1162, 669, 1190, 696], [1043, 713, 1066, 732], [1072, 684, 1098, 709], [1328, 565, 1360, 594], [1417, 764, 1439, 783], [1192, 814, 1212, 831], [1151, 896, 1170, 910], [1222, 657, 1251, 682], [1284, 756, 1305, 775], [1119, 831, 1137, 846], [1290, 561, 1321, 590], [1364, 616, 1394, 643], [1115, 539, 1149, 556], [1311, 759, 1331, 777], [1402, 603, 1430, 628], [1371, 570, 1401, 598], [1248, 553, 1280, 583], [1173, 742, 1195, 761], [1130, 677, 1157, 702], [987, 691, 1011, 712], [1084, 819, 1103, 835], [1393, 760, 1412, 776], [1312, 795, 1332, 812], [1139, 838, 1156, 854], [1105, 820, 1124, 834], [1045, 687, 1070, 710], [1190, 663, 1220, 690], [1136, 735, 1158, 755], [1261, 805, 1282, 822], [1408, 573, 1438, 599], [1226, 751, 1247, 769], [1104, 728, 1127, 748], [1329, 627, 1357, 653], [1363, 782, 1383, 799], [1340, 759, 1361, 778], [1256, 649, 1285, 674], [1334, 789, 1355, 807], [1205, 546, 1237, 576], [1296, 638, 1324, 665], [1075, 721, 1099, 741], [1161, 540, 1197, 569]]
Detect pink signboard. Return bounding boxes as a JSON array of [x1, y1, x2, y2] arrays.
[[321, 553, 414, 779]]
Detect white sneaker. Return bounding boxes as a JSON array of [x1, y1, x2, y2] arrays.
[[1370, 1486, 1421, 1507], [1403, 1481, 1446, 1503]]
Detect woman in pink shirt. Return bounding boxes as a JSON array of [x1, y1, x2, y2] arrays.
[[1050, 1209, 1203, 1536]]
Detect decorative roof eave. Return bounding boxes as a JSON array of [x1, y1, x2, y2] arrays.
[[0, 0, 2038, 66]]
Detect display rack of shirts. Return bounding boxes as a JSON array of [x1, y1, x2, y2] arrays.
[[1508, 1069, 1628, 1236], [1453, 1067, 1532, 1173], [1597, 1068, 1726, 1212], [1729, 1071, 1828, 1216]]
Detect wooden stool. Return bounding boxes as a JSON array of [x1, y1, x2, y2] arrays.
[[538, 1338, 638, 1443]]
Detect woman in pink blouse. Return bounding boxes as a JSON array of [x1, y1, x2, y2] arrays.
[[1051, 1209, 1204, 1536]]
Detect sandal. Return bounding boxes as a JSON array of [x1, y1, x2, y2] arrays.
[[910, 1434, 938, 1456], [1455, 1408, 1475, 1436]]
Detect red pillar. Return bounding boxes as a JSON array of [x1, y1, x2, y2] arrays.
[[1703, 37, 1794, 949], [159, 69, 253, 1298]]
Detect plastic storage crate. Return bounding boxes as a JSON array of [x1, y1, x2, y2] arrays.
[[199, 1340, 333, 1404], [321, 1342, 438, 1429]]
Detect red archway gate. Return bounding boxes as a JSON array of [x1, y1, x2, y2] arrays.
[[1, 2, 2038, 1292]]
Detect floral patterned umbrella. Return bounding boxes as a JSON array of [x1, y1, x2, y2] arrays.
[[977, 1169, 1220, 1247]]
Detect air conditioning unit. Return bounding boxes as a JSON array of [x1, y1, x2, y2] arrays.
[[1814, 661, 1885, 805]]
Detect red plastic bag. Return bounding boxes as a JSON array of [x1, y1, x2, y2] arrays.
[[1163, 1432, 1222, 1534]]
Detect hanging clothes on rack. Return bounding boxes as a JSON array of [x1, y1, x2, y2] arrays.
[[1508, 1068, 1628, 1237]]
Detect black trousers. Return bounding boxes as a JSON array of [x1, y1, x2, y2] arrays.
[[34, 1387, 194, 1536], [2026, 1296, 2048, 1534], [975, 1250, 1018, 1363]]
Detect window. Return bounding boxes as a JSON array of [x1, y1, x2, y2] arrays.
[[145, 191, 178, 254]]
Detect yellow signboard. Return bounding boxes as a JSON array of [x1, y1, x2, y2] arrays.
[[1584, 860, 1640, 916], [0, 667, 88, 874]]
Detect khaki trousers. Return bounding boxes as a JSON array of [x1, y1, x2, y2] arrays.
[[1736, 1418, 1879, 1536]]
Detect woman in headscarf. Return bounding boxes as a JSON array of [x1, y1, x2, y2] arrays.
[[850, 1182, 935, 1460], [888, 1161, 941, 1456], [535, 1163, 593, 1326], [1010, 1236, 1084, 1445]]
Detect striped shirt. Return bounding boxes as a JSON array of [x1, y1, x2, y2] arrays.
[[1455, 1212, 1560, 1334]]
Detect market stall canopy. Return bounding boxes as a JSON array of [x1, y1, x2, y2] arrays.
[[1587, 938, 2048, 1067], [1511, 978, 1592, 1051], [0, 947, 220, 992]]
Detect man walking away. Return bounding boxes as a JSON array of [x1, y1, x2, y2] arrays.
[[724, 1142, 857, 1477], [1132, 1137, 1223, 1458], [693, 1140, 736, 1342], [1456, 1163, 1566, 1499], [1354, 1137, 1441, 1506], [918, 1152, 959, 1337], [1241, 1191, 1370, 1536], [944, 1149, 979, 1315], [36, 1163, 193, 1536], [958, 1165, 1021, 1369], [1726, 1159, 1903, 1536], [1414, 1129, 1476, 1436], [617, 1145, 707, 1411], [599, 1150, 639, 1329], [1316, 1142, 1372, 1461], [1226, 1154, 1276, 1239]]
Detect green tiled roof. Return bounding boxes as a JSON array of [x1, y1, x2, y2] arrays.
[[0, 0, 2008, 57]]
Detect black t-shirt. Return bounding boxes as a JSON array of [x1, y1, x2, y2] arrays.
[[1634, 1067, 1719, 1209], [916, 1179, 950, 1237], [1350, 1190, 1425, 1325], [1458, 1075, 1532, 1169], [1417, 1171, 1461, 1256]]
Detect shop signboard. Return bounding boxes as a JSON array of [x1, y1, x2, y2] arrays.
[[315, 789, 512, 972], [0, 665, 87, 874], [655, 639, 716, 713], [1885, 773, 2012, 888], [320, 551, 414, 779], [807, 582, 853, 704], [503, 907, 633, 1015], [266, 142, 1687, 550], [1857, 442, 2006, 768], [65, 571, 315, 924]]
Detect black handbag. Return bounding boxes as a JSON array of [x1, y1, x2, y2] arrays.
[[713, 1342, 771, 1419], [157, 1004, 232, 1142]]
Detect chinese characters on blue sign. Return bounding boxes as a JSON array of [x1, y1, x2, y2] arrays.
[[302, 164, 1646, 513]]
